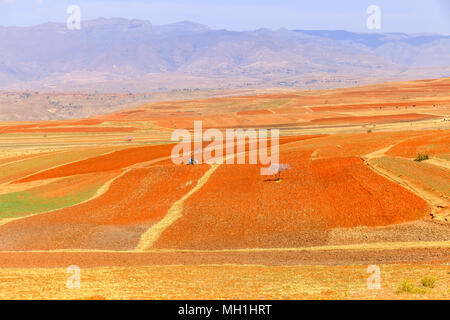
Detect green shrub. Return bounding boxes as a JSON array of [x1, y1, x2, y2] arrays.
[[414, 153, 429, 162], [397, 280, 426, 294], [421, 277, 436, 288], [397, 280, 415, 293]]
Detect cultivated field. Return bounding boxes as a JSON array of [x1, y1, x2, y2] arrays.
[[0, 78, 449, 299]]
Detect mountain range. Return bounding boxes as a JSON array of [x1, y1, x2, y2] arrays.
[[0, 18, 449, 92]]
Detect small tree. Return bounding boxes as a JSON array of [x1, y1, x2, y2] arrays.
[[414, 153, 429, 162], [268, 163, 291, 181]]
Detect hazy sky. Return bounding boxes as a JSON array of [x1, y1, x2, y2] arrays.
[[1, 0, 449, 34]]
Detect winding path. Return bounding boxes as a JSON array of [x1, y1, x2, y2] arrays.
[[362, 139, 449, 221]]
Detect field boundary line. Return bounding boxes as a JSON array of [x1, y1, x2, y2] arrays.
[[135, 163, 220, 251], [2, 240, 449, 254], [361, 131, 449, 221], [362, 131, 439, 160], [134, 139, 305, 252], [364, 160, 449, 219], [7, 146, 129, 185], [0, 169, 129, 228], [0, 155, 174, 228], [0, 151, 65, 169]]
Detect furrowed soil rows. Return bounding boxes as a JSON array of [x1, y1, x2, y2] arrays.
[[0, 127, 138, 134], [153, 153, 429, 250], [0, 152, 53, 166], [0, 164, 208, 251], [386, 131, 450, 159], [306, 113, 438, 125], [282, 131, 422, 160], [0, 146, 126, 184], [15, 143, 176, 183], [0, 171, 117, 220], [373, 157, 450, 197]]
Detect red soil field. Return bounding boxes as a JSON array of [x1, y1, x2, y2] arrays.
[[34, 170, 118, 199], [0, 249, 447, 268], [15, 135, 319, 184], [16, 136, 317, 183], [373, 157, 450, 197], [236, 110, 273, 116], [0, 164, 209, 251], [0, 78, 448, 301], [281, 131, 422, 159], [0, 147, 128, 184], [93, 78, 450, 132], [0, 152, 53, 166], [14, 143, 177, 183], [386, 131, 450, 158], [310, 99, 450, 112], [153, 152, 429, 250], [270, 107, 309, 114], [0, 124, 38, 133], [142, 110, 439, 130], [0, 170, 119, 220], [0, 126, 137, 134], [37, 119, 104, 127], [306, 113, 438, 125], [151, 114, 302, 129], [0, 120, 104, 134], [152, 116, 240, 129]]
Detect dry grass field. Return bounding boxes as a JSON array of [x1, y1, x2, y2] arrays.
[[0, 264, 448, 300]]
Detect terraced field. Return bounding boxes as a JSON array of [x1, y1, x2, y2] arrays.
[[0, 171, 117, 220], [0, 78, 449, 300], [373, 158, 450, 197], [386, 131, 450, 160], [153, 155, 429, 250]]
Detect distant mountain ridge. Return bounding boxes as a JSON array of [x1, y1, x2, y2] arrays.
[[0, 18, 449, 92]]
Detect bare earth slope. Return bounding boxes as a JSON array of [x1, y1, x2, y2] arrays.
[[0, 78, 448, 299]]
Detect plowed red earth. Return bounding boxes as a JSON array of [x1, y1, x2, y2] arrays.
[[310, 99, 450, 112], [152, 115, 300, 129], [0, 164, 209, 251], [34, 170, 118, 198], [14, 144, 177, 183], [236, 110, 273, 116], [0, 120, 103, 132], [282, 131, 422, 159], [0, 147, 128, 184], [0, 152, 52, 166], [0, 127, 137, 134], [149, 112, 437, 130], [386, 131, 450, 158], [154, 153, 429, 250], [373, 157, 450, 196], [38, 119, 104, 127], [306, 113, 437, 125], [0, 248, 447, 268], [14, 136, 318, 184]]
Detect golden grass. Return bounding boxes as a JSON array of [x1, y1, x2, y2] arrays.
[[0, 240, 449, 254], [0, 264, 448, 300]]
